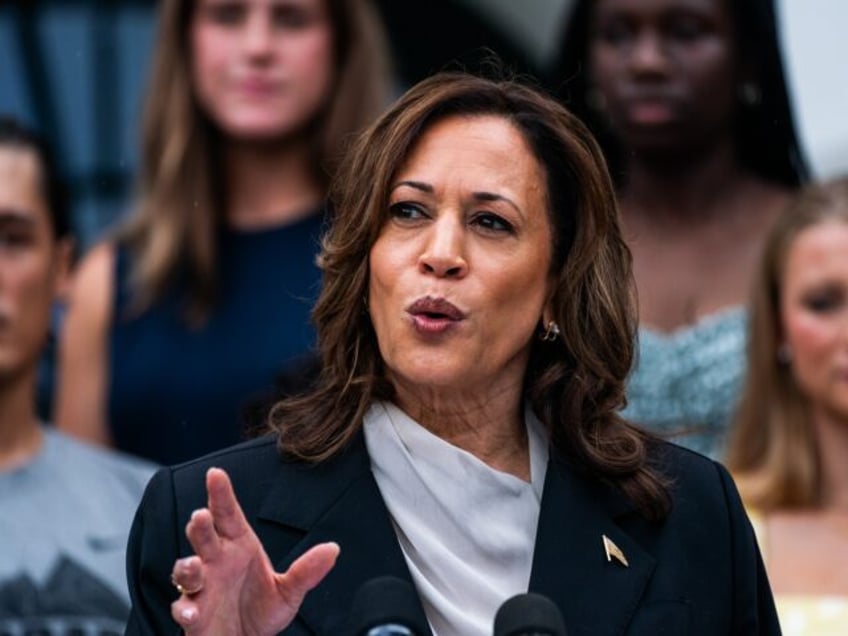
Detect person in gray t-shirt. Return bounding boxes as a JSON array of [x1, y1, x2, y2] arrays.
[[0, 118, 155, 633]]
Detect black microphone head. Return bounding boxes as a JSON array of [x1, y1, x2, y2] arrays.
[[347, 576, 429, 636], [493, 592, 567, 636]]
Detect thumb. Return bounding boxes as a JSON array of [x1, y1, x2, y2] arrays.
[[275, 542, 340, 609]]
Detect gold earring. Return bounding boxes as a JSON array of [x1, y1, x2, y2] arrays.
[[541, 321, 560, 342]]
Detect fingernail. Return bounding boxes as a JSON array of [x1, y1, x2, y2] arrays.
[[324, 541, 341, 555], [190, 509, 202, 521], [181, 607, 197, 622]]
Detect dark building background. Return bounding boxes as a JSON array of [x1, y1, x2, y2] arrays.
[[1, 1, 156, 247]]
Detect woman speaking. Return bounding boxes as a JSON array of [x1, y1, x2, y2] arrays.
[[126, 73, 778, 635]]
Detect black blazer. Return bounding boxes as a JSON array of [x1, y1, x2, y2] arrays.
[[125, 432, 780, 635]]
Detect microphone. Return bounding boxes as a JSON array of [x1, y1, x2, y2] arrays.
[[493, 592, 567, 636], [347, 576, 429, 636]]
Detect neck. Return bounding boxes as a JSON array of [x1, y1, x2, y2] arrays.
[[0, 370, 43, 472], [390, 379, 530, 480], [811, 406, 848, 512], [621, 138, 747, 224], [224, 137, 324, 230]]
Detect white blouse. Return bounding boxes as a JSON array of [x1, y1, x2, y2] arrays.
[[363, 401, 549, 636]]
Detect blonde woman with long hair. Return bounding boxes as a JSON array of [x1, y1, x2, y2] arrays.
[[56, 0, 391, 464], [727, 177, 848, 634]]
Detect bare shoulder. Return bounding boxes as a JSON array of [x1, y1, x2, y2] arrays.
[[55, 240, 118, 441], [763, 510, 848, 594], [66, 240, 117, 328]]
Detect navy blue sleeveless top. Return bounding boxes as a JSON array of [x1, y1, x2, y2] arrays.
[[108, 212, 325, 465]]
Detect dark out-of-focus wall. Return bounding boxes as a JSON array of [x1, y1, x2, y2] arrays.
[[1, 1, 156, 248]]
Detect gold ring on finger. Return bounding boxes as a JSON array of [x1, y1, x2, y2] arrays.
[[171, 573, 201, 596]]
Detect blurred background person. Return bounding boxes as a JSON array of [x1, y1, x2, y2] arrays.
[[551, 0, 808, 458], [0, 116, 154, 632], [727, 177, 848, 635], [55, 0, 392, 465]]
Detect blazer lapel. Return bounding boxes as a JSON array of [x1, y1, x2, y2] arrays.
[[256, 433, 432, 635], [529, 455, 656, 636]]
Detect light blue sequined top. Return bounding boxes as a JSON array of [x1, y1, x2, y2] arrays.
[[622, 306, 748, 459]]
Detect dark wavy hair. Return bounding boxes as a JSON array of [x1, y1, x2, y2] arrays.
[[269, 72, 671, 520], [550, 0, 808, 187]]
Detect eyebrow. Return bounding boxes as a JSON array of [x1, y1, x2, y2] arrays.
[[393, 180, 433, 194], [392, 181, 523, 215], [471, 191, 522, 215], [0, 209, 37, 226]]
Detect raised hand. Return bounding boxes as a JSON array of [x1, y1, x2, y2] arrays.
[[169, 467, 340, 635]]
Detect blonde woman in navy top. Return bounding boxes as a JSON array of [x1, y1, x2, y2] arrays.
[[56, 0, 392, 464]]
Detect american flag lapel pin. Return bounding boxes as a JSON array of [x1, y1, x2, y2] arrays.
[[602, 534, 629, 567]]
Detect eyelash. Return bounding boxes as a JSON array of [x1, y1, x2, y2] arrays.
[[596, 13, 711, 46], [471, 212, 514, 234], [388, 203, 515, 235], [0, 229, 34, 249], [802, 293, 845, 313], [389, 202, 426, 221], [596, 20, 633, 46], [206, 3, 243, 24]]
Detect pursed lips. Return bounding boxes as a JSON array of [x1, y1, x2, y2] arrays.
[[406, 296, 466, 334]]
